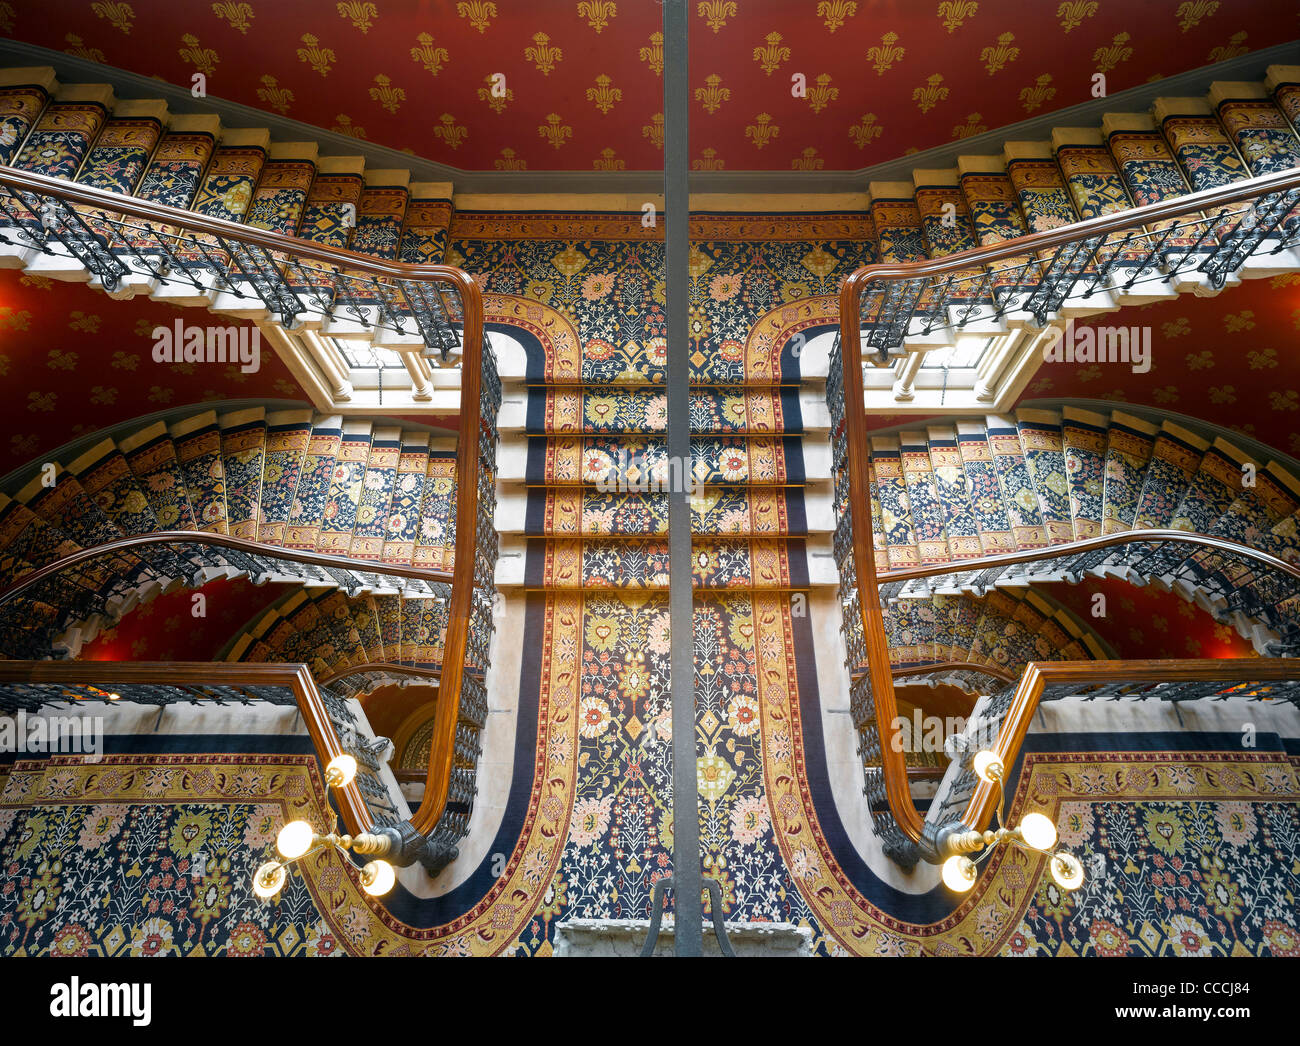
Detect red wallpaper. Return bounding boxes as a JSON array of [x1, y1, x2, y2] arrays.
[[0, 268, 297, 471], [870, 273, 1300, 458], [0, 269, 457, 473], [78, 576, 293, 662], [5, 0, 1294, 172], [1043, 577, 1257, 661]]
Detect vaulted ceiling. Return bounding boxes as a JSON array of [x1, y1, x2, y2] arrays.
[[7, 0, 1297, 172]]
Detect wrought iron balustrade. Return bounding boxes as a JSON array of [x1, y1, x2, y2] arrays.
[[0, 661, 407, 834], [925, 660, 1300, 860], [827, 165, 1300, 868], [0, 165, 501, 874], [840, 168, 1300, 362]]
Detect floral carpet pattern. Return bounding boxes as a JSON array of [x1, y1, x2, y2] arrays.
[[3, 211, 1300, 956]]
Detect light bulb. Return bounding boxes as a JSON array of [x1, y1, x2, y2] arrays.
[[276, 820, 316, 860], [361, 859, 396, 897], [941, 855, 977, 893], [1050, 851, 1084, 890], [972, 750, 1003, 784], [1018, 811, 1058, 851], [252, 861, 286, 899], [325, 753, 358, 788]]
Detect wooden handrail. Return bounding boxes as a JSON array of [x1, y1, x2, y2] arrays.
[[317, 663, 442, 688], [0, 531, 453, 604], [0, 659, 374, 833], [0, 164, 494, 847], [837, 165, 1300, 848], [960, 658, 1300, 833], [892, 661, 1018, 684], [839, 166, 1300, 292], [878, 529, 1300, 586]]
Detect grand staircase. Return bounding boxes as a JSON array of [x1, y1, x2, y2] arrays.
[[857, 407, 1300, 656], [221, 589, 451, 696], [0, 408, 460, 659], [0, 51, 1298, 954]]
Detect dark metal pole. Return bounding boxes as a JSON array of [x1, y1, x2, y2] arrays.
[[663, 0, 703, 957]]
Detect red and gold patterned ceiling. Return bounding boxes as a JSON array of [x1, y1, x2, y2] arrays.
[[5, 0, 1297, 172]]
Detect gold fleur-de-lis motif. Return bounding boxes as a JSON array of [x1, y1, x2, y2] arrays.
[[332, 114, 367, 139], [526, 32, 562, 75], [432, 113, 467, 150], [297, 33, 336, 76], [697, 0, 736, 32], [817, 0, 857, 32], [211, 1, 253, 34], [1055, 1, 1097, 33], [586, 74, 621, 114], [92, 1, 134, 33], [256, 75, 294, 115], [753, 31, 790, 76], [1207, 31, 1249, 63], [0, 2, 14, 33], [865, 32, 904, 76], [642, 113, 665, 149], [848, 113, 882, 148], [69, 310, 101, 333], [410, 32, 449, 75], [64, 34, 106, 62], [1092, 32, 1132, 73], [745, 113, 779, 149], [807, 74, 838, 114], [912, 73, 948, 113], [1019, 72, 1055, 112], [178, 34, 219, 76], [369, 74, 405, 114], [1175, 0, 1219, 31], [337, 1, 378, 32], [578, 0, 616, 33], [539, 113, 573, 149], [694, 74, 729, 115], [477, 74, 514, 113], [457, 1, 496, 33], [792, 147, 824, 170], [593, 148, 624, 171], [693, 147, 724, 170], [980, 31, 1018, 75], [936, 1, 977, 33], [47, 348, 79, 371], [952, 113, 987, 139], [640, 31, 664, 76], [495, 147, 526, 170]]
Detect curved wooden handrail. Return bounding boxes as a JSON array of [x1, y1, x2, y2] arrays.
[[317, 663, 442, 688], [960, 657, 1300, 833], [0, 659, 375, 833], [0, 164, 493, 847], [0, 164, 478, 286], [892, 661, 1018, 684], [839, 166, 1300, 293], [878, 529, 1300, 586], [0, 530, 453, 604], [837, 166, 1300, 847]]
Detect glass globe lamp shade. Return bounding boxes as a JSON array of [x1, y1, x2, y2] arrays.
[[325, 753, 358, 788], [941, 855, 977, 892], [1018, 811, 1058, 851], [1050, 851, 1085, 890], [972, 750, 1003, 784], [276, 820, 315, 860], [252, 861, 287, 899], [361, 860, 396, 897]]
